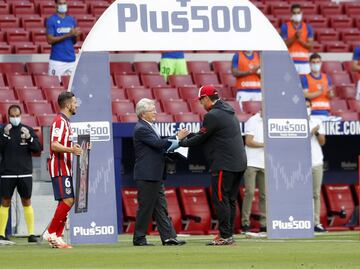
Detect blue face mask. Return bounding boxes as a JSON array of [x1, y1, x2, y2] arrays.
[[9, 117, 21, 127], [57, 4, 67, 13]]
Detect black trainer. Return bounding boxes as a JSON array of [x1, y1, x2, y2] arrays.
[[259, 226, 267, 233], [0, 235, 10, 241], [28, 235, 39, 243], [314, 224, 327, 233], [241, 225, 250, 233]]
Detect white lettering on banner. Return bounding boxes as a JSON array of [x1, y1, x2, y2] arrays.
[[272, 216, 311, 230], [117, 1, 252, 33], [71, 121, 111, 141], [73, 221, 115, 236], [323, 121, 360, 136], [268, 119, 308, 138], [154, 122, 200, 136]]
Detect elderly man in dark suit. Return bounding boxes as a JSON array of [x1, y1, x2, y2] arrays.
[[132, 98, 189, 246]]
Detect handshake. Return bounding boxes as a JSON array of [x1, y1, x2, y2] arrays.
[[166, 128, 189, 152]]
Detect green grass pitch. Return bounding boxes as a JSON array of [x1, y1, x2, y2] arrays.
[[0, 232, 359, 269]]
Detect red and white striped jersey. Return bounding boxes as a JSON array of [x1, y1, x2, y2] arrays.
[[48, 113, 73, 177]]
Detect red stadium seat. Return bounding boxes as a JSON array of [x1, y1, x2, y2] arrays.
[[212, 61, 232, 74], [311, 41, 325, 53], [110, 62, 134, 75], [347, 100, 360, 112], [13, 42, 38, 54], [141, 74, 167, 88], [119, 113, 138, 123], [26, 62, 49, 75], [174, 113, 200, 122], [0, 74, 5, 87], [75, 15, 96, 28], [324, 41, 351, 53], [329, 72, 353, 86], [25, 101, 54, 115], [187, 61, 211, 74], [34, 75, 61, 89], [42, 87, 65, 103], [114, 74, 141, 88], [269, 2, 290, 16], [178, 187, 216, 235], [16, 88, 45, 102], [333, 111, 359, 121], [0, 2, 10, 15], [178, 86, 198, 101], [320, 192, 328, 227], [323, 185, 355, 229], [164, 187, 185, 233], [329, 16, 354, 29], [316, 28, 340, 42], [188, 100, 207, 117], [344, 2, 360, 17], [125, 87, 153, 103], [0, 16, 20, 28], [0, 90, 16, 101], [12, 2, 36, 15], [89, 2, 110, 17], [36, 114, 57, 127], [153, 87, 180, 101], [0, 43, 12, 54], [242, 101, 262, 114], [110, 88, 126, 102], [339, 28, 360, 43], [162, 100, 190, 114], [155, 113, 174, 122], [67, 2, 87, 15], [330, 99, 349, 113], [193, 72, 220, 87], [121, 188, 139, 233], [218, 87, 234, 100], [21, 114, 38, 127], [319, 3, 343, 16], [60, 76, 70, 88], [321, 61, 343, 74], [168, 75, 194, 87], [112, 100, 135, 115], [305, 15, 329, 29], [21, 16, 45, 29], [5, 29, 30, 42], [0, 62, 26, 74], [7, 75, 35, 89], [219, 73, 236, 88], [239, 187, 262, 230], [30, 28, 47, 43], [226, 100, 242, 113], [266, 15, 280, 28], [134, 61, 159, 74], [335, 85, 357, 100]]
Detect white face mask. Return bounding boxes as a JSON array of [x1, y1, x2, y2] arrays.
[[307, 107, 312, 116], [291, 13, 302, 22], [57, 4, 67, 13], [311, 63, 322, 73], [9, 117, 21, 127]]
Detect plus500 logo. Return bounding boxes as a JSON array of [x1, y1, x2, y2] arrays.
[[71, 121, 110, 142], [117, 3, 251, 32], [268, 119, 308, 138], [73, 222, 115, 236], [272, 216, 311, 230]]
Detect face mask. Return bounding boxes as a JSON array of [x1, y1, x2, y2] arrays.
[[306, 107, 311, 116], [57, 4, 67, 13], [292, 14, 302, 22], [311, 63, 322, 73], [10, 117, 21, 127]]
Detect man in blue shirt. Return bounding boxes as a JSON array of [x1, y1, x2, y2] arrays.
[[46, 0, 81, 76]]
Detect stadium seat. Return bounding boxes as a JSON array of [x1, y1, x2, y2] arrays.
[[0, 16, 20, 29], [89, 2, 110, 17], [34, 75, 62, 89], [333, 111, 359, 121], [174, 113, 200, 122], [0, 2, 10, 15], [329, 16, 354, 29], [30, 28, 47, 43], [36, 114, 57, 126], [319, 3, 343, 16], [60, 76, 70, 88], [155, 113, 174, 122], [347, 100, 360, 112], [164, 187, 185, 233], [7, 75, 35, 89], [152, 87, 180, 101], [5, 29, 30, 42], [121, 188, 139, 233], [324, 41, 350, 53], [125, 87, 153, 103], [110, 62, 134, 75], [26, 62, 49, 75], [13, 42, 38, 54], [188, 100, 207, 117], [178, 187, 216, 235], [0, 101, 24, 118], [0, 43, 12, 54], [219, 73, 236, 88], [218, 87, 234, 100], [335, 85, 357, 100], [74, 15, 96, 28], [162, 100, 190, 114], [187, 61, 211, 74], [330, 99, 349, 113], [112, 100, 135, 115], [239, 187, 262, 231], [193, 72, 220, 87], [321, 61, 343, 74], [344, 2, 360, 17], [39, 1, 56, 16], [21, 16, 45, 30], [329, 72, 353, 86], [0, 90, 16, 101], [12, 2, 36, 15], [320, 192, 328, 227], [114, 74, 141, 88], [311, 41, 325, 53], [134, 61, 159, 74], [21, 114, 38, 127], [226, 100, 242, 114], [141, 74, 167, 88], [25, 101, 54, 115], [119, 113, 138, 123], [178, 86, 198, 101], [110, 88, 126, 101], [242, 101, 262, 114], [67, 2, 87, 15], [338, 28, 360, 43], [316, 28, 340, 42], [323, 185, 355, 230], [42, 87, 65, 103], [16, 88, 45, 102], [212, 61, 232, 74], [0, 62, 26, 74], [269, 2, 290, 16], [305, 15, 329, 29], [168, 75, 194, 87]]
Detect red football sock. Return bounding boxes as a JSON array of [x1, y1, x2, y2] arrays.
[[56, 217, 67, 237], [48, 202, 71, 234]]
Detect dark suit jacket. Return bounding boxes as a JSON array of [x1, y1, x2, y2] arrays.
[[133, 119, 173, 181]]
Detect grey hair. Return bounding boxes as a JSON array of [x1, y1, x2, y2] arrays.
[[135, 98, 155, 118]]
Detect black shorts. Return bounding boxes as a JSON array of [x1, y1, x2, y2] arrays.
[[0, 176, 32, 199]]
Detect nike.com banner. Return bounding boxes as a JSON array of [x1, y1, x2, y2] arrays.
[[262, 51, 313, 239], [70, 52, 118, 244]]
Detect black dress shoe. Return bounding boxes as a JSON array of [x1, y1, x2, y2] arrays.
[[133, 242, 155, 246], [162, 238, 186, 246], [28, 235, 39, 243], [0, 235, 10, 241]]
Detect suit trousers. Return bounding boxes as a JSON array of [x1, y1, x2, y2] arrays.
[[133, 180, 176, 244], [312, 165, 323, 225], [211, 170, 244, 239]]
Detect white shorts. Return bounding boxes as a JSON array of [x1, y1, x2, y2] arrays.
[[356, 81, 360, 100], [236, 91, 262, 111], [48, 60, 75, 76], [294, 63, 310, 75]]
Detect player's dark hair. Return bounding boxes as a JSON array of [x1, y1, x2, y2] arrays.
[[58, 91, 75, 108], [309, 53, 321, 62], [8, 104, 21, 115], [208, 94, 220, 102], [305, 98, 312, 105], [291, 4, 301, 12]]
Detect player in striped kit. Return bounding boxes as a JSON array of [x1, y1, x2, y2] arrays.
[[43, 91, 82, 248]]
